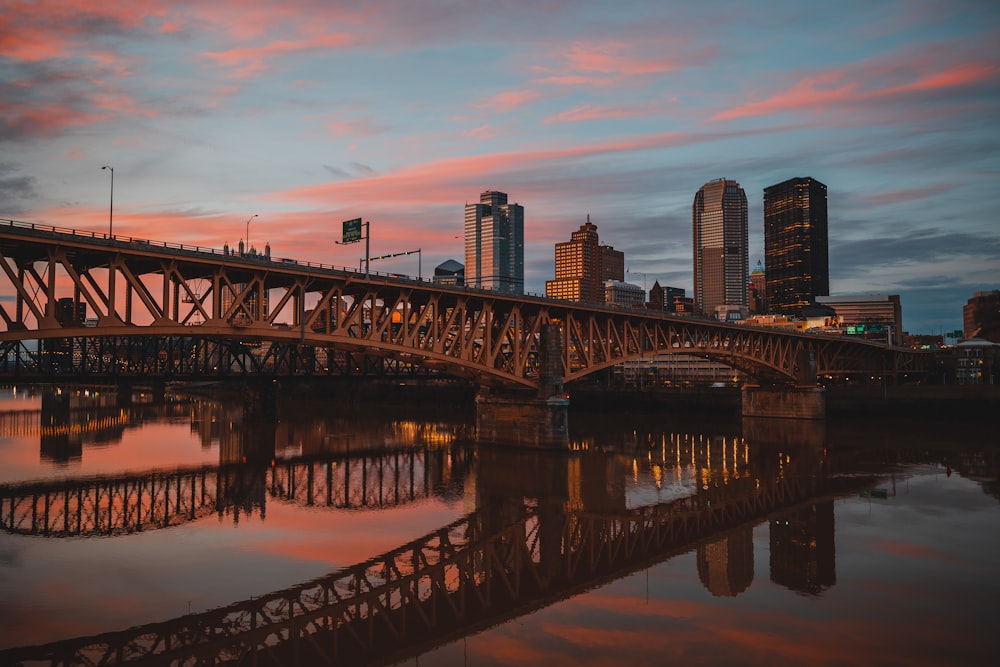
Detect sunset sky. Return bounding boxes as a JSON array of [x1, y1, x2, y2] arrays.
[[2, 0, 998, 334]]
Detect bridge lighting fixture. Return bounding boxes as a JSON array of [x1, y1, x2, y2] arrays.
[[245, 214, 258, 251], [101, 165, 114, 237]]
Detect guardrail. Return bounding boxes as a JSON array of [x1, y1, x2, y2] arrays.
[[0, 217, 556, 299]]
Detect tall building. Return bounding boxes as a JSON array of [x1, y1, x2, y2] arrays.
[[546, 217, 603, 303], [464, 190, 524, 293], [770, 501, 836, 596], [963, 290, 1000, 342], [600, 244, 625, 282], [749, 260, 766, 314], [693, 178, 748, 318], [763, 177, 829, 315]]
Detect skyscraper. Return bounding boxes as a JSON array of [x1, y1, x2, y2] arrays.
[[464, 190, 524, 293], [763, 177, 829, 315], [693, 178, 748, 318], [546, 216, 602, 303], [600, 244, 624, 282], [750, 259, 766, 314]]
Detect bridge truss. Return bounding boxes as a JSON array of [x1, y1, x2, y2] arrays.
[[0, 220, 926, 388], [0, 454, 878, 666], [0, 445, 470, 538]]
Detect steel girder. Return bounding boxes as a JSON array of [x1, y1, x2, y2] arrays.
[[0, 220, 927, 387]]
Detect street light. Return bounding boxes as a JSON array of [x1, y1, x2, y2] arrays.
[[626, 268, 648, 292], [245, 214, 258, 252], [101, 165, 114, 237]]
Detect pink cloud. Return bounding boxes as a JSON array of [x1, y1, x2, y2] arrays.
[[275, 126, 774, 213], [463, 124, 495, 140], [545, 99, 674, 124], [326, 116, 390, 140], [201, 32, 356, 78], [562, 40, 677, 76], [0, 0, 172, 61], [865, 183, 957, 207], [712, 54, 999, 122], [871, 537, 966, 565], [0, 102, 111, 138], [474, 89, 544, 113], [532, 38, 703, 92]]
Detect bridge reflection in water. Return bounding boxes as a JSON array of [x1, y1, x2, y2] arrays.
[[0, 392, 878, 667]]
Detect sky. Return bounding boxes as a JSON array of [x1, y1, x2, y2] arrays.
[[1, 0, 998, 335]]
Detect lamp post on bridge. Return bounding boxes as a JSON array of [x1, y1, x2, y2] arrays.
[[245, 214, 258, 254], [101, 165, 114, 237]]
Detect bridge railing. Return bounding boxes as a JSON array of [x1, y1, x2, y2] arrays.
[[0, 217, 558, 298]]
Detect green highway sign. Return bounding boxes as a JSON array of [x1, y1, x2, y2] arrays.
[[342, 218, 363, 243]]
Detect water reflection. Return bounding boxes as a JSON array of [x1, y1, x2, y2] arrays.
[[0, 384, 997, 666]]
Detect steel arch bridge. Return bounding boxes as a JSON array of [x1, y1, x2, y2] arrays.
[[0, 220, 927, 388]]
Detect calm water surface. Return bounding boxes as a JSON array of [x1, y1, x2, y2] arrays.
[[0, 384, 996, 666]]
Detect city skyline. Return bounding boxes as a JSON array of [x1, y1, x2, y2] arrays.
[[2, 1, 998, 334]]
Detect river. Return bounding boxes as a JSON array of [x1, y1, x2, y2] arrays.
[[0, 382, 996, 666]]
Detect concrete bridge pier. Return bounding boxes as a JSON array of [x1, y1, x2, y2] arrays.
[[741, 385, 826, 420], [475, 324, 569, 449], [475, 393, 570, 449], [741, 348, 826, 420]]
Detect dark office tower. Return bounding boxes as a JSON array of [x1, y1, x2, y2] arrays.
[[763, 177, 829, 315], [693, 179, 748, 318], [770, 500, 836, 596], [464, 190, 524, 293], [600, 244, 625, 282]]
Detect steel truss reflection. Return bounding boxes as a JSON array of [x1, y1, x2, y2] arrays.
[[0, 456, 874, 666], [0, 445, 468, 538]]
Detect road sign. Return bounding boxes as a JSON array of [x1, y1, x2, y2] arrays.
[[342, 218, 363, 244]]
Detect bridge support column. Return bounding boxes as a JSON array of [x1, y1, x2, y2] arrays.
[[741, 385, 826, 420], [475, 393, 569, 449], [475, 323, 569, 449]]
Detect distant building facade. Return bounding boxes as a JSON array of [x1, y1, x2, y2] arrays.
[[649, 282, 686, 312], [963, 290, 1000, 343], [693, 178, 748, 317], [816, 294, 903, 345], [546, 217, 603, 303], [464, 190, 524, 293], [600, 244, 625, 282], [604, 280, 644, 308], [432, 259, 464, 286], [764, 177, 829, 315]]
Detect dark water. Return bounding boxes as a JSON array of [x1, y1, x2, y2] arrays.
[[0, 384, 997, 666]]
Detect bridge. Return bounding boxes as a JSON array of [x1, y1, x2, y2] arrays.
[[0, 438, 884, 666], [0, 444, 471, 538], [0, 219, 928, 432]]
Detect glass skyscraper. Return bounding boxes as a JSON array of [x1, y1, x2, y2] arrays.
[[464, 190, 524, 293], [763, 177, 829, 315], [692, 178, 748, 318]]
